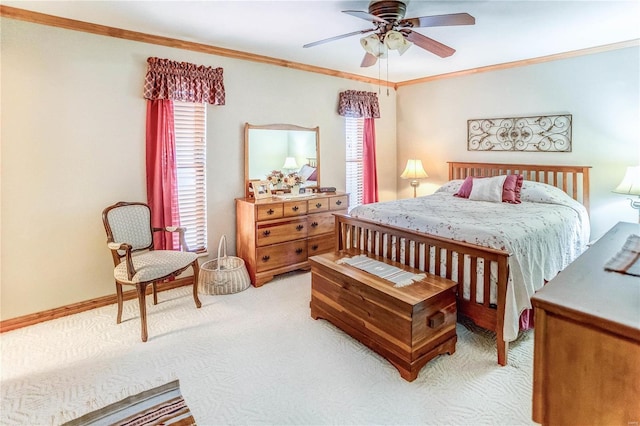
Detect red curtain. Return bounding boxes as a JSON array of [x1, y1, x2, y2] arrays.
[[338, 90, 380, 204], [143, 57, 225, 250], [146, 99, 179, 250], [362, 118, 379, 204]]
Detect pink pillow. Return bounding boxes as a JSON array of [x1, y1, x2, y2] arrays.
[[308, 168, 318, 181], [454, 175, 523, 203], [454, 176, 474, 198], [502, 174, 523, 204]]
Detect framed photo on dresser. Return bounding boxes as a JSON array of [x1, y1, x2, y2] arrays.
[[249, 180, 271, 200]]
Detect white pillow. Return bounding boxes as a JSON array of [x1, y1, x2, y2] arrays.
[[435, 179, 464, 194], [469, 175, 507, 202], [520, 180, 572, 204], [298, 164, 316, 180]]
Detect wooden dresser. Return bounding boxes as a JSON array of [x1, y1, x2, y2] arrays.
[[532, 221, 640, 425], [236, 192, 348, 286]]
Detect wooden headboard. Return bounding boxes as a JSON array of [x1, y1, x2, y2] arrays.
[[448, 162, 591, 213]]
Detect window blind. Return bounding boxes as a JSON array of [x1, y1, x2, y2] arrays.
[[345, 117, 364, 209], [174, 101, 207, 253]]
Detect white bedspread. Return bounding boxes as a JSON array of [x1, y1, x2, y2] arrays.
[[349, 180, 591, 341]]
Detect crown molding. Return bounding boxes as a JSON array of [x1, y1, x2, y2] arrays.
[[395, 39, 640, 89], [2, 6, 638, 93], [0, 5, 393, 88]]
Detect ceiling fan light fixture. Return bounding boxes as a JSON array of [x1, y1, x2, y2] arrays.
[[360, 34, 388, 58], [384, 30, 411, 55]]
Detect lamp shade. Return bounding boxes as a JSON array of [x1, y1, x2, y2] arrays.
[[613, 165, 640, 196], [360, 34, 388, 58], [384, 30, 411, 55], [400, 159, 429, 180], [282, 156, 299, 170]]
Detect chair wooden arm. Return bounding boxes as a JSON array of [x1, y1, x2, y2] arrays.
[[152, 226, 190, 252], [107, 242, 135, 280]]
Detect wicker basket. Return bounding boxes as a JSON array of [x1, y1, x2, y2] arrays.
[[199, 235, 251, 295]]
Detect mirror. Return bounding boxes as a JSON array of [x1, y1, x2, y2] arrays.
[[244, 123, 320, 197]]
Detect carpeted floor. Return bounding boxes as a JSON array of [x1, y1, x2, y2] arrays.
[[1, 271, 535, 425]]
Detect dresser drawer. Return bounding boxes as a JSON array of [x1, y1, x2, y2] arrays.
[[308, 234, 335, 256], [329, 195, 348, 210], [256, 240, 308, 272], [256, 203, 283, 221], [307, 212, 335, 236], [256, 218, 307, 247], [308, 198, 329, 213], [283, 200, 308, 217]]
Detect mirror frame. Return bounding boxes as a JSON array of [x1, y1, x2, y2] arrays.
[[244, 123, 320, 198]]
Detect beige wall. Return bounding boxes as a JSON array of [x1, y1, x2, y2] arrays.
[[0, 18, 397, 320], [3, 16, 637, 321], [396, 46, 640, 239]]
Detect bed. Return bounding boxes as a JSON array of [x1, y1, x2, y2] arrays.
[[334, 162, 591, 365]]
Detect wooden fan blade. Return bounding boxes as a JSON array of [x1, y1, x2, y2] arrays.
[[343, 10, 388, 24], [404, 31, 456, 58], [360, 53, 378, 67], [400, 13, 475, 28], [303, 28, 374, 48]]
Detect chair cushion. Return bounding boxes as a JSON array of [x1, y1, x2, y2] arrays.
[[114, 250, 198, 284]]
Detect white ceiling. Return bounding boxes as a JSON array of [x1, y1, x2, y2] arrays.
[[4, 0, 640, 82]]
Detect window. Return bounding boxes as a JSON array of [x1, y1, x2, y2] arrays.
[[173, 101, 207, 253], [345, 117, 364, 209]]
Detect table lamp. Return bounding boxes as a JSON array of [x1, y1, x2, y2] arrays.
[[282, 156, 299, 173], [400, 159, 429, 198], [613, 165, 640, 223]]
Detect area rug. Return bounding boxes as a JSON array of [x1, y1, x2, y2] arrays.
[[63, 380, 195, 426]]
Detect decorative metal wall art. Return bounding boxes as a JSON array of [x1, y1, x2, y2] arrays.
[[467, 114, 572, 152]]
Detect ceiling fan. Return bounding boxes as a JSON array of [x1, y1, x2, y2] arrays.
[[303, 0, 475, 67]]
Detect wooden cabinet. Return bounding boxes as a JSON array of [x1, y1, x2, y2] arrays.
[[532, 222, 640, 425], [236, 192, 348, 286]]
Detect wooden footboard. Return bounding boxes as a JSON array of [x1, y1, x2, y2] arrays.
[[334, 213, 511, 366]]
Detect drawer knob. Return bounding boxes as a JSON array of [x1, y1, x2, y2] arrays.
[[262, 230, 271, 236], [311, 222, 318, 228], [315, 203, 322, 208], [296, 224, 304, 231], [336, 200, 342, 206], [311, 244, 319, 251], [295, 248, 303, 255], [292, 206, 299, 211], [261, 255, 270, 262], [267, 208, 274, 215]]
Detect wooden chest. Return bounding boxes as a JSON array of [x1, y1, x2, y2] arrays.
[[309, 250, 457, 382]]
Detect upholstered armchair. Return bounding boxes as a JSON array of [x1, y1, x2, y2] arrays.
[[102, 202, 201, 342]]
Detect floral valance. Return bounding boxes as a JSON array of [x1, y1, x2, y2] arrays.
[[338, 90, 380, 118], [143, 57, 225, 105]]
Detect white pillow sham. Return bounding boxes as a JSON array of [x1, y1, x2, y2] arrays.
[[435, 179, 464, 194], [468, 175, 507, 202]]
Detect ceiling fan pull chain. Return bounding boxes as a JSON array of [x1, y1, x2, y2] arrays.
[[386, 56, 390, 96], [378, 56, 382, 94]]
